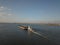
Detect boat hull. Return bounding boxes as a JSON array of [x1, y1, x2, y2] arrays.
[[18, 26, 28, 30]]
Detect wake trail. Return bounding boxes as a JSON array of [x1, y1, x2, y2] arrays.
[[28, 28, 48, 40]]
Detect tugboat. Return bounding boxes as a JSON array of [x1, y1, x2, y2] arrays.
[[18, 25, 28, 30], [18, 25, 32, 30]]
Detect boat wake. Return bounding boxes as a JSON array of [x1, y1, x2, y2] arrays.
[[28, 26, 48, 39]]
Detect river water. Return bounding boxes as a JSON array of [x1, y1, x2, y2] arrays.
[[0, 23, 60, 45]]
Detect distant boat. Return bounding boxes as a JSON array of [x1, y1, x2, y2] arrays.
[[18, 25, 48, 39], [18, 25, 28, 30], [18, 25, 32, 30]]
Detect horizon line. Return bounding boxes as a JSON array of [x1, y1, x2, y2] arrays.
[[0, 22, 60, 24]]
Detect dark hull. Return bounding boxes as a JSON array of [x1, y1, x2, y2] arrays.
[[18, 26, 28, 30]]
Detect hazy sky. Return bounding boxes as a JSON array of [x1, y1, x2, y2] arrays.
[[0, 0, 60, 23]]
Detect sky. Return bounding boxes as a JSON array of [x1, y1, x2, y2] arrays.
[[0, 0, 60, 23]]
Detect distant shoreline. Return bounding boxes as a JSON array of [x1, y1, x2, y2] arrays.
[[45, 24, 60, 26], [0, 23, 60, 26]]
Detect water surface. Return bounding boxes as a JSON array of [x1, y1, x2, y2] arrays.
[[0, 23, 60, 45]]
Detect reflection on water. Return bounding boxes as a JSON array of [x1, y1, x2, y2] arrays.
[[0, 23, 60, 45]]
